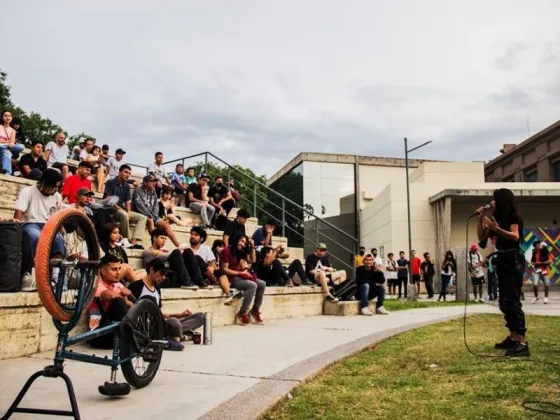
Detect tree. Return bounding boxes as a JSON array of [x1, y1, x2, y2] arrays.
[[67, 133, 96, 151], [0, 70, 14, 109]]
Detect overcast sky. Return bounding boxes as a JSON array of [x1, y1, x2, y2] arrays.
[[2, 0, 559, 176]]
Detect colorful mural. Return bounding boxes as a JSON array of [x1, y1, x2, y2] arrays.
[[520, 227, 560, 284]]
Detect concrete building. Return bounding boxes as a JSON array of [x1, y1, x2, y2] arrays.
[[485, 119, 560, 182]]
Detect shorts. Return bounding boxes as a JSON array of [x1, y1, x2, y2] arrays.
[[471, 276, 485, 286], [531, 272, 551, 286], [411, 274, 421, 284], [174, 186, 186, 195]]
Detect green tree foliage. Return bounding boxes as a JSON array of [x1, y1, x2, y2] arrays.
[[67, 133, 96, 151]]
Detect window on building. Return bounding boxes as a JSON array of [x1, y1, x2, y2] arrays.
[[524, 170, 538, 182], [553, 161, 560, 182]]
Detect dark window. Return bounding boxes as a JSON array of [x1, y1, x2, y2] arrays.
[[524, 170, 538, 182], [553, 161, 560, 182]]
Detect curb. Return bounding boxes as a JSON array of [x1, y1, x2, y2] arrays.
[[199, 314, 463, 420]]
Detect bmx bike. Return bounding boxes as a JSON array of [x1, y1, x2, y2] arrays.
[[1, 209, 165, 420]]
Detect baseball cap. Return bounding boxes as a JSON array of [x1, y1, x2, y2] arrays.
[[143, 174, 157, 182], [317, 242, 328, 250], [115, 148, 126, 154], [146, 258, 173, 274], [199, 172, 209, 180], [470, 244, 479, 251], [77, 187, 95, 197]]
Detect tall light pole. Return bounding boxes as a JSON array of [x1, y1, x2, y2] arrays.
[[404, 138, 432, 296]]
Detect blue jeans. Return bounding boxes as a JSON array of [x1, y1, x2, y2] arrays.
[[0, 143, 25, 175], [359, 283, 385, 309], [22, 223, 64, 273], [438, 274, 452, 300]]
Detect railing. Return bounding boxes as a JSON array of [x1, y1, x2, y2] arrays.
[[162, 152, 359, 273]]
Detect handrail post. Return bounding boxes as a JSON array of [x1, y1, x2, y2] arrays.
[[204, 153, 208, 173], [315, 219, 319, 245], [253, 184, 257, 216], [227, 166, 231, 183], [281, 198, 286, 237]]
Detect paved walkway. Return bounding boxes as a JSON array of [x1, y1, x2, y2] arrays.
[[1, 299, 559, 420]]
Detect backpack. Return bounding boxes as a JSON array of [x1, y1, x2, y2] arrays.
[[0, 222, 22, 292], [331, 279, 357, 301]]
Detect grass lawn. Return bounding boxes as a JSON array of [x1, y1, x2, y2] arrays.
[[263, 314, 560, 420], [382, 299, 475, 312]]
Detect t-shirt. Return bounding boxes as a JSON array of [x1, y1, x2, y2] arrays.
[[100, 243, 129, 264], [224, 220, 246, 248], [88, 279, 127, 330], [19, 154, 47, 174], [355, 254, 364, 267], [372, 255, 383, 269], [355, 266, 385, 287], [304, 252, 331, 279], [106, 156, 126, 178], [220, 246, 245, 280], [15, 186, 62, 222], [189, 244, 216, 263], [45, 141, 69, 166], [62, 175, 92, 204], [468, 252, 485, 278], [79, 149, 90, 161], [104, 177, 132, 208], [397, 258, 409, 279], [129, 280, 162, 308], [411, 257, 421, 275], [420, 261, 435, 278], [186, 182, 204, 203], [170, 172, 187, 189], [207, 184, 230, 203], [147, 163, 167, 183], [385, 259, 398, 279], [142, 248, 169, 267], [252, 226, 271, 248], [495, 213, 524, 251], [185, 175, 197, 185]]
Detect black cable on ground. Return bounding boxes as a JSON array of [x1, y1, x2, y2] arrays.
[[462, 215, 560, 416]]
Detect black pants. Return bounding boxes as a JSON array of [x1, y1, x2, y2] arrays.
[[497, 252, 526, 336], [89, 298, 129, 349], [397, 277, 408, 298], [164, 249, 205, 288], [222, 198, 235, 216], [259, 259, 306, 286], [488, 271, 498, 299], [424, 276, 434, 298]]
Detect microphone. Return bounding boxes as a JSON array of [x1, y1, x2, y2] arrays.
[[472, 204, 491, 217]]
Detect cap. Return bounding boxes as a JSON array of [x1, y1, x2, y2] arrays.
[[146, 258, 173, 274], [470, 244, 479, 251], [237, 209, 250, 219], [77, 187, 95, 197], [115, 148, 126, 155], [317, 242, 328, 250], [143, 174, 157, 182], [199, 172, 209, 180]]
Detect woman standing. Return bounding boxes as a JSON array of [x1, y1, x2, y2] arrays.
[[438, 251, 456, 302], [477, 188, 528, 357], [0, 110, 25, 175]]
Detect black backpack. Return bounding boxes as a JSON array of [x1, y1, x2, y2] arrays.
[[331, 279, 357, 301], [0, 222, 22, 292]]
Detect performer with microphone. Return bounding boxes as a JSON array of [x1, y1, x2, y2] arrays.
[[476, 188, 528, 357]]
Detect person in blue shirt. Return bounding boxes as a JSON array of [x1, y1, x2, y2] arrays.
[[170, 164, 188, 206], [253, 220, 275, 248]]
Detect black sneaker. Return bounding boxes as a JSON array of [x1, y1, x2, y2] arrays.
[[504, 342, 530, 357], [180, 282, 199, 290], [301, 279, 314, 286], [494, 336, 518, 350], [131, 244, 144, 250]]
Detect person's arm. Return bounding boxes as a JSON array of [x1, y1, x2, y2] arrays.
[[477, 214, 490, 244], [354, 267, 365, 286], [220, 254, 242, 278], [13, 209, 24, 221], [247, 241, 257, 264], [305, 256, 318, 276], [188, 185, 206, 205], [44, 148, 52, 163], [375, 271, 386, 285], [103, 179, 114, 199], [218, 190, 233, 206], [61, 177, 71, 199]]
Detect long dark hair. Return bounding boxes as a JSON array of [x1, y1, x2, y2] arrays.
[[492, 188, 517, 223], [212, 239, 225, 259], [443, 250, 457, 272]]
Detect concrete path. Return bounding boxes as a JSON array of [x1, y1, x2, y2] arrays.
[[0, 299, 558, 420]]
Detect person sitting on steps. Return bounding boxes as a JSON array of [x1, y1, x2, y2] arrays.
[[304, 243, 344, 302], [356, 254, 389, 316], [255, 246, 310, 287], [158, 185, 192, 227], [223, 208, 250, 248], [100, 223, 146, 283], [187, 172, 215, 229]]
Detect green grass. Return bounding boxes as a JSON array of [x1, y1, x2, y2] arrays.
[[263, 314, 560, 420], [383, 299, 475, 312]]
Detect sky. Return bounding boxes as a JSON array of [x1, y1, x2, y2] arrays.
[[2, 0, 560, 177]]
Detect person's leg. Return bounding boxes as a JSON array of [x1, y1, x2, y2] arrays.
[[112, 210, 130, 239], [89, 298, 129, 349], [218, 275, 230, 296], [497, 258, 526, 343], [128, 211, 147, 245], [146, 217, 155, 233], [397, 278, 403, 298], [314, 272, 331, 294], [181, 248, 205, 287], [222, 198, 235, 216], [231, 277, 257, 314], [189, 202, 209, 225], [330, 270, 347, 284], [359, 283, 370, 309], [287, 259, 306, 282], [250, 279, 266, 313], [370, 285, 386, 308], [166, 249, 192, 287], [96, 167, 105, 193], [0, 145, 13, 174], [271, 259, 289, 286], [179, 313, 205, 332], [472, 279, 477, 300], [427, 276, 434, 298], [156, 219, 180, 247], [478, 284, 483, 300], [205, 205, 216, 226], [165, 317, 183, 338], [21, 223, 43, 273], [415, 276, 421, 295], [544, 275, 550, 298]]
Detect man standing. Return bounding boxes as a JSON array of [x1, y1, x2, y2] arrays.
[[223, 208, 250, 248], [19, 140, 47, 180], [396, 251, 408, 299], [410, 250, 422, 296], [106, 148, 127, 179], [187, 172, 215, 229], [104, 164, 147, 249], [304, 243, 346, 302], [370, 248, 383, 270], [420, 252, 435, 299], [468, 244, 485, 302], [147, 152, 170, 196], [132, 174, 181, 247], [14, 169, 64, 290], [356, 254, 389, 316], [62, 161, 93, 204], [44, 131, 70, 179], [208, 176, 235, 217], [531, 241, 552, 304]]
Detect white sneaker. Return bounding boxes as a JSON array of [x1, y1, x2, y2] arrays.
[[119, 238, 133, 248], [360, 307, 374, 316], [544, 297, 549, 304], [376, 306, 389, 315], [21, 272, 37, 292], [531, 297, 539, 304]]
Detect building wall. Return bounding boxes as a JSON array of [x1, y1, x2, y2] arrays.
[[358, 165, 412, 210]]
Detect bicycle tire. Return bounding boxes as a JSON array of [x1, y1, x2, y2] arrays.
[[35, 208, 100, 322], [120, 299, 164, 388]]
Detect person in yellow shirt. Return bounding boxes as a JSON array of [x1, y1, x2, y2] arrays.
[[355, 246, 366, 267]]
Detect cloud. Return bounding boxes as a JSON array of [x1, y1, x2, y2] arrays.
[[1, 0, 559, 177]]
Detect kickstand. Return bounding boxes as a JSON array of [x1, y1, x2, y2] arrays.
[[1, 364, 80, 420]]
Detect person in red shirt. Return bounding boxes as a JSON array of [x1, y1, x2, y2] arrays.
[[62, 161, 92, 204], [410, 250, 422, 296]]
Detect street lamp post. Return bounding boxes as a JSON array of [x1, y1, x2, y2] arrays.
[[404, 138, 432, 299]]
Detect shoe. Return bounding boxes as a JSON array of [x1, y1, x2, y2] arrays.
[[21, 272, 37, 292], [119, 238, 132, 248], [325, 294, 339, 303], [180, 282, 199, 290], [165, 337, 185, 351], [376, 306, 389, 315], [494, 336, 518, 350], [224, 289, 243, 306], [236, 311, 251, 325], [544, 297, 549, 304], [286, 278, 294, 287], [531, 297, 539, 304], [360, 307, 373, 316], [504, 342, 530, 357], [301, 279, 314, 286], [250, 310, 264, 324], [131, 243, 144, 250]]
